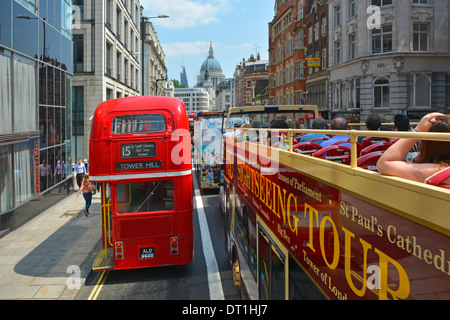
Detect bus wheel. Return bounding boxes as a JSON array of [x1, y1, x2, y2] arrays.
[[232, 260, 241, 290]]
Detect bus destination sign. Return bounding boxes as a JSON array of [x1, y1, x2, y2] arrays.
[[116, 160, 162, 171], [121, 142, 156, 159]]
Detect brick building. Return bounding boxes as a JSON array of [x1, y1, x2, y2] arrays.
[[269, 0, 305, 106], [235, 54, 269, 106]]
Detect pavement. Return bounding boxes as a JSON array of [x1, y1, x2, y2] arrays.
[[0, 189, 102, 300]]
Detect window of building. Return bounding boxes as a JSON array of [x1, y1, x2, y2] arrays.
[[72, 86, 85, 136], [105, 0, 112, 28], [294, 29, 303, 49], [349, 34, 357, 59], [116, 8, 122, 39], [14, 140, 36, 206], [73, 35, 84, 72], [334, 5, 341, 27], [371, 24, 392, 54], [15, 0, 37, 14], [117, 52, 122, 81], [373, 76, 390, 108], [61, 0, 73, 39], [14, 55, 37, 132], [349, 0, 357, 18], [413, 23, 429, 52], [308, 26, 313, 45], [0, 54, 12, 134], [408, 74, 431, 107], [446, 75, 450, 107], [106, 42, 112, 76], [295, 61, 304, 80], [347, 78, 360, 109], [298, 1, 304, 21], [335, 40, 341, 64], [333, 82, 341, 110], [321, 17, 327, 36], [371, 0, 392, 6], [314, 23, 319, 41]]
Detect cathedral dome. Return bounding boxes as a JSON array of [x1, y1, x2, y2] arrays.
[[200, 58, 222, 73], [200, 42, 222, 73]]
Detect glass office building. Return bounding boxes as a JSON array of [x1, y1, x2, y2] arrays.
[[0, 0, 73, 231]]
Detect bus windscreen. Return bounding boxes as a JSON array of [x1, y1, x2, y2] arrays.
[[111, 114, 166, 134]]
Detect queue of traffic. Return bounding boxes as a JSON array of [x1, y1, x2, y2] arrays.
[[87, 96, 449, 300]]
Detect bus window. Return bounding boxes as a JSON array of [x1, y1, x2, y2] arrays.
[[111, 114, 166, 134], [289, 256, 326, 300], [259, 230, 286, 300], [116, 181, 174, 213], [234, 204, 257, 280]]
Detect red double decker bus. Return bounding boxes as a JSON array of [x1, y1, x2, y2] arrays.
[[89, 96, 193, 271]]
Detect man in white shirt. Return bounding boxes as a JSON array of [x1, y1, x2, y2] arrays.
[[73, 158, 87, 188]]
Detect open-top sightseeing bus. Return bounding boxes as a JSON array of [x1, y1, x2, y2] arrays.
[[194, 111, 227, 189], [89, 96, 193, 271], [221, 105, 450, 300]]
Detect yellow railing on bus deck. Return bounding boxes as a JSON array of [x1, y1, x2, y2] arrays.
[[229, 127, 450, 169]]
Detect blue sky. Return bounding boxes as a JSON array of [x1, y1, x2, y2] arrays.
[[140, 0, 275, 87]]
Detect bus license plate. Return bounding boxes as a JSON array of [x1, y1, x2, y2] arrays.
[[140, 247, 155, 259]]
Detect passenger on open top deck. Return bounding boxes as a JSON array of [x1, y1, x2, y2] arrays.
[[270, 119, 289, 150], [300, 117, 329, 144], [320, 117, 350, 149], [377, 112, 450, 184], [358, 113, 386, 144]]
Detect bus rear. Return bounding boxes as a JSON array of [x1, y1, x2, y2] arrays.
[[89, 96, 193, 271]]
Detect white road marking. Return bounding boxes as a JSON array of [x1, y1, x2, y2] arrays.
[[193, 174, 225, 300]]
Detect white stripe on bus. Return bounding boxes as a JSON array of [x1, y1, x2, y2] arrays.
[[89, 169, 192, 181]]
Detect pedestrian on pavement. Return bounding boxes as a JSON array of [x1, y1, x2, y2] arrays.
[[77, 173, 93, 217], [39, 159, 53, 192], [73, 158, 87, 188], [54, 158, 66, 193]]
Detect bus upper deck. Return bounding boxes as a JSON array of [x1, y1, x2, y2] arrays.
[[222, 105, 450, 300], [89, 96, 192, 181]]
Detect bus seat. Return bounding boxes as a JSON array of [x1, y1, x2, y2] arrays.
[[425, 167, 450, 189], [293, 142, 322, 155], [313, 145, 351, 165], [309, 137, 329, 144], [357, 151, 384, 171], [330, 139, 350, 146], [361, 136, 390, 149], [331, 139, 362, 155], [360, 142, 392, 157]]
